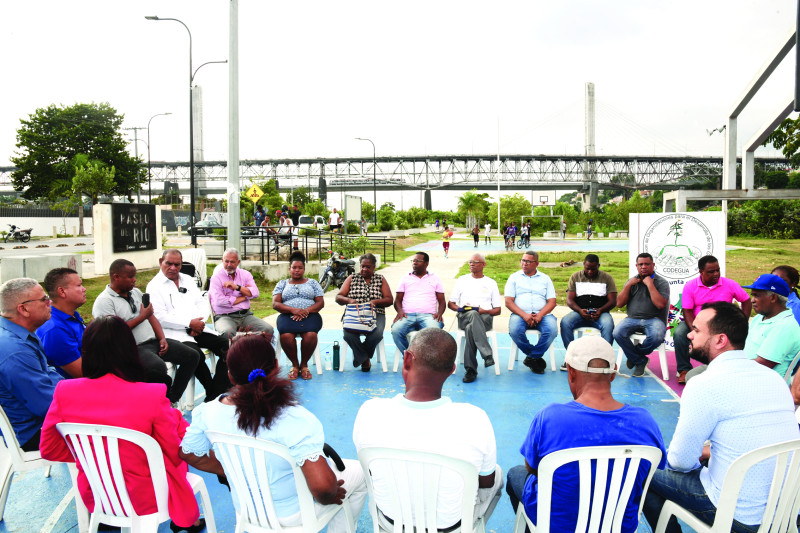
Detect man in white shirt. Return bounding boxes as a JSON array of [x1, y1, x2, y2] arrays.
[[448, 253, 502, 383], [328, 208, 342, 233], [146, 249, 230, 397], [643, 301, 800, 532], [484, 223, 492, 245], [353, 328, 503, 530]]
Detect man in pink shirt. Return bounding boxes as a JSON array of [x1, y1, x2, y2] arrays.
[[674, 255, 751, 384], [391, 252, 446, 353], [209, 248, 274, 340]]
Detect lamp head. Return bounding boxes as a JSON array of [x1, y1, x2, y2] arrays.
[[145, 15, 160, 20]]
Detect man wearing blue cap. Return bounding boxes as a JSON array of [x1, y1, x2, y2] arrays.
[[743, 273, 800, 380]]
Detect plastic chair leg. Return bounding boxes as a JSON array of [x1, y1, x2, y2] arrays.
[[0, 457, 13, 521], [508, 332, 556, 372]]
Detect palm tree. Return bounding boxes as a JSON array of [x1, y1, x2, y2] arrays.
[[458, 189, 485, 229]]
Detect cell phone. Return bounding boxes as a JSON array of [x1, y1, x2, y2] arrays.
[[142, 293, 150, 308], [587, 308, 597, 315]]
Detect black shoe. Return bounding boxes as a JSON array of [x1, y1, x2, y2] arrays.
[[633, 357, 649, 377], [484, 356, 495, 368], [523, 357, 547, 374], [560, 362, 568, 371], [462, 369, 477, 383], [626, 358, 635, 370], [169, 519, 206, 533]]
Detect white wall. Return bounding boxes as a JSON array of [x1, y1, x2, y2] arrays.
[[0, 216, 93, 237]]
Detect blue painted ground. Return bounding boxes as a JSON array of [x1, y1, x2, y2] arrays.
[[1, 330, 679, 533]]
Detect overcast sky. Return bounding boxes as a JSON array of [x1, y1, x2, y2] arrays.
[[0, 0, 796, 169]]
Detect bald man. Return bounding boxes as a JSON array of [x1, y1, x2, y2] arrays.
[[507, 336, 666, 532], [353, 328, 503, 530]]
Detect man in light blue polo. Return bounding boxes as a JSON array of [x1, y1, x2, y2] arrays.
[[505, 251, 557, 374], [742, 273, 800, 380]]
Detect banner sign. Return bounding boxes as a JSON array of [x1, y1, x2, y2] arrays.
[[628, 212, 727, 347]]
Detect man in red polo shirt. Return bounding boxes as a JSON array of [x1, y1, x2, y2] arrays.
[[673, 255, 751, 384]]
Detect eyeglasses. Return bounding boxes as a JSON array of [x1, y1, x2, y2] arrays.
[[468, 261, 485, 264], [20, 295, 51, 306], [521, 259, 536, 264], [410, 259, 425, 264]]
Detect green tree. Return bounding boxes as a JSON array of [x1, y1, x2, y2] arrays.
[[763, 170, 789, 189], [72, 155, 115, 235], [457, 189, 490, 228], [11, 102, 144, 200], [765, 117, 800, 167], [286, 186, 313, 207], [488, 193, 532, 227], [361, 201, 375, 223]]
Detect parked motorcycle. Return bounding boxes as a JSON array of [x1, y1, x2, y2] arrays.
[[319, 251, 356, 290], [4, 224, 31, 243]]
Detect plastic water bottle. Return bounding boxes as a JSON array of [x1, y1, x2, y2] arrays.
[[325, 351, 332, 371], [333, 341, 340, 370]]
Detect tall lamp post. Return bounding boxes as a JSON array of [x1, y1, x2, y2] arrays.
[[146, 112, 171, 202], [145, 15, 226, 246], [355, 137, 376, 223]]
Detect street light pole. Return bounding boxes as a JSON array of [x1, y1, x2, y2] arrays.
[[146, 112, 171, 203], [145, 15, 226, 246], [355, 137, 376, 224]]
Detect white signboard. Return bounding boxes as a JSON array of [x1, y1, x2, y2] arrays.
[[629, 212, 727, 347]]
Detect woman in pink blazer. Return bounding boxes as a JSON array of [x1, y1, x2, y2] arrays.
[[40, 316, 205, 532]]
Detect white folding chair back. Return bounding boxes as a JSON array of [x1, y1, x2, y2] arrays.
[[183, 248, 209, 289], [783, 349, 800, 383], [55, 423, 216, 533], [655, 438, 800, 533], [507, 331, 557, 372], [573, 326, 601, 339], [513, 445, 662, 533], [0, 405, 53, 520], [393, 331, 418, 372], [358, 447, 484, 533], [206, 431, 353, 533], [276, 336, 323, 375], [455, 328, 500, 376], [341, 338, 388, 372], [615, 333, 669, 380]]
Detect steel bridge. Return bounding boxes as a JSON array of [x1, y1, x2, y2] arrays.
[[0, 153, 788, 197]]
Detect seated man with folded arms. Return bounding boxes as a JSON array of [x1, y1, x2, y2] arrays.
[[93, 259, 205, 405], [613, 253, 670, 377], [507, 335, 666, 532], [209, 248, 274, 340], [504, 251, 557, 374], [0, 278, 62, 451], [644, 302, 799, 532], [742, 273, 800, 380], [37, 268, 87, 378], [558, 253, 617, 370], [672, 255, 751, 384], [354, 328, 503, 530], [448, 253, 502, 383], [147, 249, 230, 399]]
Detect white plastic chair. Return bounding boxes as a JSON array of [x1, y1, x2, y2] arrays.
[[615, 333, 669, 380], [55, 423, 217, 533], [358, 446, 486, 533], [276, 335, 323, 375], [783, 349, 800, 382], [507, 331, 557, 372], [0, 405, 54, 521], [513, 445, 663, 533], [341, 338, 388, 372], [206, 431, 354, 533], [393, 331, 418, 373], [455, 328, 501, 376], [655, 438, 800, 533]]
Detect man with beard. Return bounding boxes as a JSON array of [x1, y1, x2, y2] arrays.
[[742, 273, 800, 380], [643, 302, 799, 532]]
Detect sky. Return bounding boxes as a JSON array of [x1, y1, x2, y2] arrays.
[[0, 0, 796, 171]]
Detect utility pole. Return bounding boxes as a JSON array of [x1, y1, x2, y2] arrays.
[[124, 127, 146, 203]]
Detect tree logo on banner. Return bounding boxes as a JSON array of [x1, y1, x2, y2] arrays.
[[641, 214, 714, 279]]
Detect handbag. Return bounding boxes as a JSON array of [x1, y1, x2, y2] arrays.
[[343, 303, 377, 333]]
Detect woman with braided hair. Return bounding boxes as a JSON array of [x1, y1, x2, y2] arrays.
[[179, 334, 366, 532]]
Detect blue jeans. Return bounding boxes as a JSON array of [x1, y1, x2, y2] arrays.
[[508, 314, 557, 358], [612, 317, 666, 367], [672, 320, 693, 373], [559, 311, 615, 349], [643, 468, 760, 533], [390, 313, 444, 353]]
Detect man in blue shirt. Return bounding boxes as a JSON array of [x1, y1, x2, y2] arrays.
[[37, 268, 86, 378], [643, 302, 799, 532], [0, 278, 62, 451], [507, 335, 666, 531], [504, 251, 557, 374]]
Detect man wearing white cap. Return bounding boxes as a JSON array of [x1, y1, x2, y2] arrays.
[[507, 336, 666, 532]]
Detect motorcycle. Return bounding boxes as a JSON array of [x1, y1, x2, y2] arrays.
[[319, 251, 356, 290], [4, 224, 31, 243]]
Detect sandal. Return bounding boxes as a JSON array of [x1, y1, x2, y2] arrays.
[[287, 367, 299, 381], [300, 367, 312, 380]]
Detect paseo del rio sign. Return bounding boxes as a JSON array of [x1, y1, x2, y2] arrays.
[[112, 203, 157, 252]]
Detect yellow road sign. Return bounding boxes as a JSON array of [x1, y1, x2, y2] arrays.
[[245, 184, 264, 204]]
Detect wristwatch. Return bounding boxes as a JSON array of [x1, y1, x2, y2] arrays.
[[237, 284, 242, 291]]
